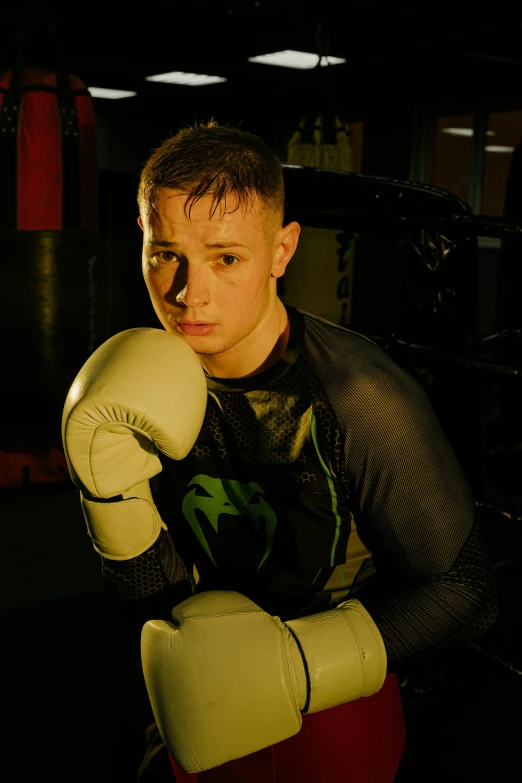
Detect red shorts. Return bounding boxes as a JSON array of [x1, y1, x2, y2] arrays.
[[169, 674, 406, 783]]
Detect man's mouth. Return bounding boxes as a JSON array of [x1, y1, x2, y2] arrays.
[[177, 322, 216, 336]]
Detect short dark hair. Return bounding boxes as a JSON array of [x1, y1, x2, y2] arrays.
[[138, 120, 285, 227]]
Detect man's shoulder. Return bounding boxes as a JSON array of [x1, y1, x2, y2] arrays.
[[298, 308, 425, 406], [298, 308, 375, 343], [298, 308, 389, 368]]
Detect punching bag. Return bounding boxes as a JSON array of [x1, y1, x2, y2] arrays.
[[287, 112, 354, 171], [0, 23, 99, 487], [283, 111, 356, 326], [483, 135, 522, 495], [498, 136, 522, 332], [0, 67, 97, 231], [282, 22, 359, 329]]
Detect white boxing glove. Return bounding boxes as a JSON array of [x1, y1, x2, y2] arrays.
[[141, 590, 387, 773], [62, 328, 207, 559]]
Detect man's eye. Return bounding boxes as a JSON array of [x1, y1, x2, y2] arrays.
[[153, 251, 177, 263], [220, 255, 239, 267]]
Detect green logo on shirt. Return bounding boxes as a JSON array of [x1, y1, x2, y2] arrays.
[[182, 475, 277, 570]]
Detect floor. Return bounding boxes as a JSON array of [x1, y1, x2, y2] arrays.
[[2, 481, 521, 783]]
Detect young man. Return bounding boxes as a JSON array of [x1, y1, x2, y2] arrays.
[[62, 121, 497, 782]]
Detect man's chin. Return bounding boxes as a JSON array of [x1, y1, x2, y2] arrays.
[[175, 332, 226, 356]]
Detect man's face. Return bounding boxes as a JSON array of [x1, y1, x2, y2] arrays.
[[139, 188, 296, 360]]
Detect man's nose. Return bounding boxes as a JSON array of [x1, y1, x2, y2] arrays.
[[175, 263, 211, 308]]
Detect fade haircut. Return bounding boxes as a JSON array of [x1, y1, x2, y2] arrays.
[[138, 120, 285, 233]]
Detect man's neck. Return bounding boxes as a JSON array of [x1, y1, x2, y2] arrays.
[[200, 300, 290, 379]]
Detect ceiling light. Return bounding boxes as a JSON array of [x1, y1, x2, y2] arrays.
[[485, 145, 515, 153], [441, 128, 496, 137], [248, 50, 346, 69], [88, 87, 137, 99], [146, 71, 227, 86], [441, 127, 473, 137]]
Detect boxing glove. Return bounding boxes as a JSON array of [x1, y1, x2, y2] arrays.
[[141, 590, 386, 773], [62, 328, 207, 559]]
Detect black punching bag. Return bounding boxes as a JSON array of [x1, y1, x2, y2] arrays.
[[483, 136, 522, 496]]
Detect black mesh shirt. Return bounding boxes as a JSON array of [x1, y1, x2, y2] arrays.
[[103, 305, 497, 667]]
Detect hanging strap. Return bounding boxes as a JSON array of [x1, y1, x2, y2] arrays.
[[47, 6, 82, 230], [0, 17, 26, 230]]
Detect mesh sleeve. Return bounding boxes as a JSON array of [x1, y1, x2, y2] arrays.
[[101, 527, 195, 602], [303, 315, 497, 662], [356, 514, 498, 664]]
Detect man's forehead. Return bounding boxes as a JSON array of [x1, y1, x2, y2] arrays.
[[143, 191, 271, 249], [157, 187, 261, 219]]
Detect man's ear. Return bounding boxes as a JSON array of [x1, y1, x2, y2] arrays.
[[271, 221, 301, 279], [137, 215, 144, 231]]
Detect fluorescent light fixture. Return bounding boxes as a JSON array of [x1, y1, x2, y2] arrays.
[[485, 145, 515, 153], [248, 50, 346, 69], [441, 127, 473, 137], [88, 87, 137, 99], [441, 128, 496, 137], [146, 71, 227, 86]]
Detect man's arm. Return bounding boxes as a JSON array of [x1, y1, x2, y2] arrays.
[[354, 514, 497, 664], [321, 344, 498, 665], [100, 526, 196, 621], [61, 327, 206, 626]]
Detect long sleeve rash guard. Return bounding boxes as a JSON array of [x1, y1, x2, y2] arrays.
[[102, 306, 497, 666]]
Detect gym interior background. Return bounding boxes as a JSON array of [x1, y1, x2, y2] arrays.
[[1, 2, 521, 781]]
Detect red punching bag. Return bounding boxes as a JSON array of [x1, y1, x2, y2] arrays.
[[0, 66, 97, 231]]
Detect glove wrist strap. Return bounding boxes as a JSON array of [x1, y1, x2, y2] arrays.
[[286, 598, 387, 713], [81, 480, 166, 560]]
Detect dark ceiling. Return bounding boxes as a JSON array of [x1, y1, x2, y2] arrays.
[[3, 0, 522, 115]]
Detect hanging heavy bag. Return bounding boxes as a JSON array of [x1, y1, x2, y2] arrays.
[[0, 65, 97, 231], [283, 33, 357, 328], [0, 13, 99, 471], [284, 111, 356, 328], [287, 111, 354, 172]]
